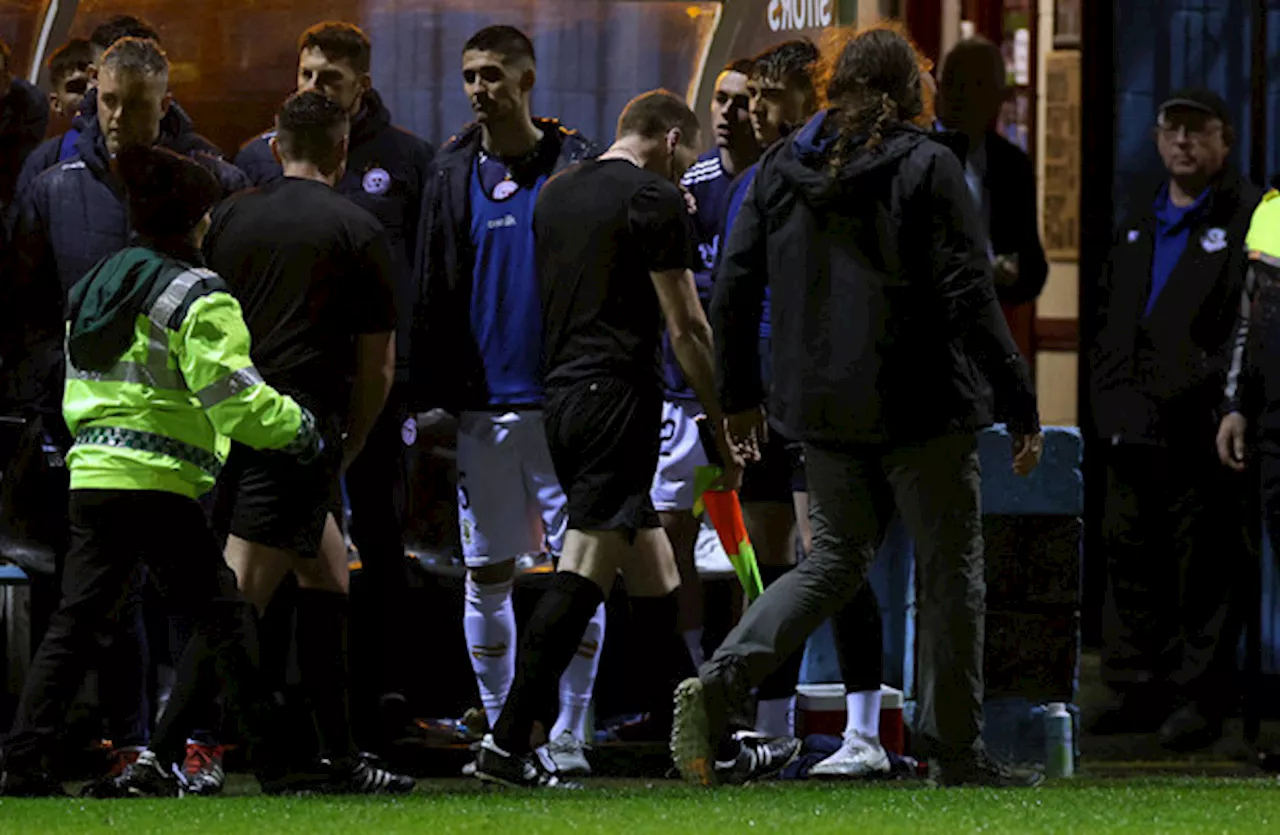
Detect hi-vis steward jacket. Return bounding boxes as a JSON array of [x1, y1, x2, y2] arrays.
[[1223, 187, 1280, 432], [64, 246, 319, 498]]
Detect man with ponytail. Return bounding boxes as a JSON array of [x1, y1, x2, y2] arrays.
[[674, 23, 1044, 789]]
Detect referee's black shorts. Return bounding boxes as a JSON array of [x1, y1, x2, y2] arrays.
[[544, 376, 662, 541]]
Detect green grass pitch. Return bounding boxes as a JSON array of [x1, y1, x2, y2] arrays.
[[1, 778, 1279, 835]]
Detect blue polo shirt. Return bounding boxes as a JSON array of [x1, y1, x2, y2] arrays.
[[1145, 184, 1209, 317]]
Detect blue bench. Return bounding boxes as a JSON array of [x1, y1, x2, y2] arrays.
[[0, 562, 31, 702]]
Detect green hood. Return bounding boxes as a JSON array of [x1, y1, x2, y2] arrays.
[[67, 247, 190, 372]]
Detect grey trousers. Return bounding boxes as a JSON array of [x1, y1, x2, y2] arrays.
[[701, 433, 986, 757]]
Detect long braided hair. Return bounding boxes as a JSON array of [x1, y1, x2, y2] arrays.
[[816, 23, 933, 175]]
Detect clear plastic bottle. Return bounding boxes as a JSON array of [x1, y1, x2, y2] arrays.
[[1044, 701, 1074, 778]]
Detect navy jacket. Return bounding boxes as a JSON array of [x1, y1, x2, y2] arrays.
[[712, 112, 1038, 445], [0, 79, 51, 209], [234, 89, 434, 381], [2, 100, 246, 411], [412, 118, 596, 411], [1090, 169, 1261, 446], [14, 89, 221, 205]]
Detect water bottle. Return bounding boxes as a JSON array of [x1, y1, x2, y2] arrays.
[[1044, 702, 1074, 778]]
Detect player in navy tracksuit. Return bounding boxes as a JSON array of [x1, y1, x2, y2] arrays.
[[652, 57, 760, 675]]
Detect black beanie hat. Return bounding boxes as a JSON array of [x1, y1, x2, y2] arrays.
[[115, 145, 222, 239]]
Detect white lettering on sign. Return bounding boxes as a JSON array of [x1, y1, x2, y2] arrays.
[[767, 0, 833, 32]]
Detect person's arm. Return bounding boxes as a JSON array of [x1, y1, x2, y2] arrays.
[[922, 146, 1041, 472], [710, 174, 766, 413], [343, 229, 400, 470], [174, 290, 319, 458], [635, 180, 743, 484], [343, 331, 395, 472], [408, 154, 442, 411], [13, 82, 51, 177], [12, 138, 57, 210], [994, 151, 1049, 305], [1218, 258, 1261, 471], [652, 267, 740, 484], [709, 172, 769, 453]]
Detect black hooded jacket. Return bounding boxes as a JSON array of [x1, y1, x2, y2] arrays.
[[234, 89, 434, 381], [411, 118, 596, 411], [711, 111, 1038, 445]]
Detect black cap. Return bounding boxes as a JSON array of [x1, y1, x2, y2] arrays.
[[1158, 87, 1231, 125], [115, 145, 222, 239]]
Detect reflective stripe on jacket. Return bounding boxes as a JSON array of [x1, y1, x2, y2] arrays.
[[64, 250, 314, 498]]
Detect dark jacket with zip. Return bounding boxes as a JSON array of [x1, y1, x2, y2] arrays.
[[712, 111, 1038, 445], [411, 118, 596, 411], [14, 88, 223, 206], [1089, 168, 1262, 447], [1, 99, 246, 413], [234, 89, 434, 382]]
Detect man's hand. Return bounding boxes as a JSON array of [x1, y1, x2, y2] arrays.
[[1011, 431, 1043, 477], [726, 406, 767, 463], [681, 186, 697, 216], [713, 419, 746, 492], [994, 253, 1020, 288], [1217, 412, 1249, 472]]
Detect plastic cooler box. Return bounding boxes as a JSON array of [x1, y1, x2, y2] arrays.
[[795, 684, 906, 755]]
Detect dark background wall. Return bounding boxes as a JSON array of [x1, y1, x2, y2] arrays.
[[50, 0, 718, 157]]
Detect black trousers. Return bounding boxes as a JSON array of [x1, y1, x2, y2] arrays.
[[2, 489, 263, 771], [344, 383, 412, 699], [703, 434, 985, 758], [1101, 442, 1250, 710]]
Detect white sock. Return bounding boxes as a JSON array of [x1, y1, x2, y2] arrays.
[[683, 628, 705, 669], [846, 689, 882, 741], [463, 574, 516, 728], [551, 602, 606, 742], [755, 696, 795, 738]]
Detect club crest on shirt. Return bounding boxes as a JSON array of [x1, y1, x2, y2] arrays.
[[1127, 229, 1140, 243], [1201, 227, 1227, 253], [362, 167, 391, 196], [401, 417, 417, 447], [492, 180, 519, 201]]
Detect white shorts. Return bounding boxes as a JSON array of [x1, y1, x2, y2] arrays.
[[649, 399, 709, 512], [457, 410, 567, 567]]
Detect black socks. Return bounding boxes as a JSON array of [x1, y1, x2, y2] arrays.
[[630, 591, 695, 733], [295, 589, 357, 764], [492, 571, 605, 754]]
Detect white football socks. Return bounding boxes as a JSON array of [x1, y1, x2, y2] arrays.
[[463, 574, 516, 728], [550, 602, 606, 742], [846, 689, 882, 740]]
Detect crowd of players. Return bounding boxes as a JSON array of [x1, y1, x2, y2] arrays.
[[0, 14, 1049, 797]]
